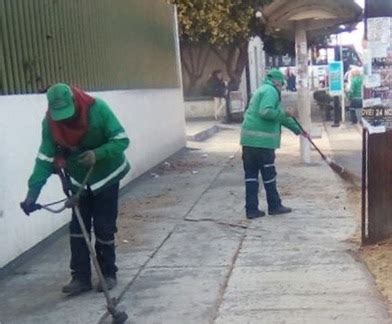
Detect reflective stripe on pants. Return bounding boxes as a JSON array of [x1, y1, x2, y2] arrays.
[[69, 183, 119, 280], [242, 146, 282, 212]]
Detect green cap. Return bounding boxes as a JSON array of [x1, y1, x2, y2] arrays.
[[267, 68, 285, 85], [47, 83, 75, 121]]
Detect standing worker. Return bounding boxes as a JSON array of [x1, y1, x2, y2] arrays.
[[240, 69, 304, 219], [20, 83, 130, 295], [347, 68, 363, 124]]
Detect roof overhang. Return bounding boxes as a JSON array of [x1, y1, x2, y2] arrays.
[[262, 0, 363, 41]]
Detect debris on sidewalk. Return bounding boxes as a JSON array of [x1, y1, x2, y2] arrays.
[[157, 157, 206, 173], [361, 238, 392, 313]]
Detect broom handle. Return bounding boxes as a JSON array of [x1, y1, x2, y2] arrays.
[[64, 168, 117, 311], [73, 205, 116, 310], [293, 118, 327, 161]]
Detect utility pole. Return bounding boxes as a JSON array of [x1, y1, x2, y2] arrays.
[[338, 32, 345, 123], [295, 21, 311, 164]]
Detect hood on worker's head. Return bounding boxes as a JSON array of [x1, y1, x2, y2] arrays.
[[266, 68, 285, 86], [47, 83, 76, 121]]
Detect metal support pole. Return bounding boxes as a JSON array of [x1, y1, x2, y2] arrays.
[[339, 35, 346, 122], [295, 22, 311, 164], [361, 128, 368, 245]]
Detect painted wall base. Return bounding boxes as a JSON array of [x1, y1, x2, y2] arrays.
[[0, 88, 185, 268]]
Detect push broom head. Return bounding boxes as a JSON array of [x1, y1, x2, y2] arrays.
[[112, 311, 128, 324], [329, 160, 345, 175], [324, 156, 348, 178]]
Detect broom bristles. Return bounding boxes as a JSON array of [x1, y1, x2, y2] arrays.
[[304, 131, 349, 180], [329, 160, 345, 174]]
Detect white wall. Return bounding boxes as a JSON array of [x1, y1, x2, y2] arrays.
[[248, 37, 266, 95], [0, 88, 186, 268], [239, 70, 249, 106], [184, 100, 215, 119]]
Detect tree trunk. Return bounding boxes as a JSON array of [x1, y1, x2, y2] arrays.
[[180, 43, 211, 97], [212, 42, 249, 91], [187, 74, 199, 96], [230, 42, 249, 90]]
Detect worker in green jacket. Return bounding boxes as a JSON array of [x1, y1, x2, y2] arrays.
[[241, 69, 304, 219], [20, 83, 130, 295], [348, 69, 363, 124]]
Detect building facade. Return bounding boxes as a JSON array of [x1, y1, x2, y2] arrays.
[[0, 0, 185, 269]]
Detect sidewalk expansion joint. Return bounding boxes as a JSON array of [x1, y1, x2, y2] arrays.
[[145, 265, 227, 270], [181, 148, 241, 221], [100, 148, 241, 324], [184, 217, 248, 230], [99, 229, 175, 324], [210, 231, 247, 324]]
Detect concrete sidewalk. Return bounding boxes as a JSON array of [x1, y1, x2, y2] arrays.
[[0, 126, 389, 324]]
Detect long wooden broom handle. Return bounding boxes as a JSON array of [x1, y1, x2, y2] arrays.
[[293, 118, 327, 160]]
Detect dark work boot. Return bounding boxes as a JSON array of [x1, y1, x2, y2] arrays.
[[62, 278, 92, 296], [97, 276, 117, 293], [246, 210, 266, 219], [269, 205, 292, 215]]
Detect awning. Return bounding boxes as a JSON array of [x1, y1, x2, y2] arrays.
[[262, 0, 363, 41]]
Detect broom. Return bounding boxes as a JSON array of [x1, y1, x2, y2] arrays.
[[294, 118, 345, 175]]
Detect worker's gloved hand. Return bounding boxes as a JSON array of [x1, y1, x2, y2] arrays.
[[20, 195, 40, 216], [78, 150, 96, 167], [65, 195, 79, 209], [286, 107, 295, 117]]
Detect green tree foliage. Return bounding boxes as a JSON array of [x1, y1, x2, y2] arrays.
[[170, 0, 272, 45], [168, 0, 274, 93], [168, 0, 334, 96]]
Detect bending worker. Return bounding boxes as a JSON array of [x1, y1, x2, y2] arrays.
[[241, 69, 304, 219], [21, 83, 130, 295]]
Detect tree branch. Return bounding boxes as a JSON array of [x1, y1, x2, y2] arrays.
[[189, 45, 196, 74], [196, 46, 203, 76], [226, 45, 238, 79], [195, 46, 211, 78], [180, 46, 193, 77], [211, 45, 229, 64], [200, 47, 211, 74]]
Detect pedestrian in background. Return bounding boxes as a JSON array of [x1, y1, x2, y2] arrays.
[[240, 69, 304, 219], [207, 70, 227, 120], [285, 68, 297, 92]]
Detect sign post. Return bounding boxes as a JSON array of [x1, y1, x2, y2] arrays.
[[328, 61, 345, 122], [229, 91, 245, 114], [361, 15, 392, 244]]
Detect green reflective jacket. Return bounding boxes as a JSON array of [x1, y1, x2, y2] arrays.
[[28, 98, 130, 200], [348, 75, 363, 100], [240, 80, 301, 149]]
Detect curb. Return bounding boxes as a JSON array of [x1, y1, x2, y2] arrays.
[[187, 125, 220, 142]]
